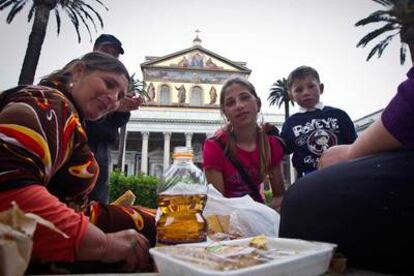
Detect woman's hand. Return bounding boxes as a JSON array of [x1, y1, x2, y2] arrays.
[[102, 229, 151, 272], [77, 224, 152, 272], [117, 92, 143, 112], [318, 145, 351, 169], [270, 196, 283, 213]]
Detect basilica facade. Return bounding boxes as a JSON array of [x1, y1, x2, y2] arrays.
[[111, 37, 284, 178]]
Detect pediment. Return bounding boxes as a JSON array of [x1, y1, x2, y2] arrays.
[[141, 46, 250, 73]]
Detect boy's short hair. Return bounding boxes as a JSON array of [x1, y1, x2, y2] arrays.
[[287, 65, 321, 90]]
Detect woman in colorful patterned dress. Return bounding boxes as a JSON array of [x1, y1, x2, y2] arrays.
[[0, 52, 155, 272]]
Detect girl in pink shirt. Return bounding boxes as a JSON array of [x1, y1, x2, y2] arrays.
[[203, 77, 285, 211]]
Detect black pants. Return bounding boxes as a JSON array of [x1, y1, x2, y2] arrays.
[[280, 150, 414, 275]]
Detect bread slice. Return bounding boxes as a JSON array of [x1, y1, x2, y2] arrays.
[[206, 215, 230, 233], [111, 190, 136, 206]]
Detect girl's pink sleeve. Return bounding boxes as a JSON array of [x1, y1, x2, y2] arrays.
[[202, 138, 224, 172], [0, 185, 89, 262], [269, 136, 284, 167]]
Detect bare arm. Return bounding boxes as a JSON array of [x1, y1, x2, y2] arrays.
[[205, 169, 225, 194], [319, 119, 402, 169], [268, 164, 285, 212]]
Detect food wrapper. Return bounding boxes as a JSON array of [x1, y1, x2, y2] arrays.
[[0, 202, 68, 276]]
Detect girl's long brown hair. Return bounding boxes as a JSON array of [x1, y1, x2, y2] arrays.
[[218, 77, 271, 181]]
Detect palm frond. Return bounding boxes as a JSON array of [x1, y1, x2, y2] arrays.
[[27, 3, 34, 22], [400, 43, 407, 64], [54, 9, 61, 34], [356, 0, 414, 65], [129, 73, 148, 99], [2, 0, 107, 42], [366, 34, 394, 60], [268, 78, 292, 109], [356, 23, 397, 47], [355, 10, 397, 26], [0, 0, 17, 11], [70, 7, 93, 42], [65, 8, 81, 42], [371, 0, 395, 7], [81, 9, 99, 33], [6, 0, 25, 23], [81, 1, 105, 29]]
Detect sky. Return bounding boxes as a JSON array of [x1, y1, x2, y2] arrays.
[[0, 0, 411, 120]]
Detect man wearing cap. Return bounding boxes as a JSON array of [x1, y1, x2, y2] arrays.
[[93, 34, 124, 58], [87, 34, 141, 203]]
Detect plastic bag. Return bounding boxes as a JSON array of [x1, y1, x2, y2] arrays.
[[203, 185, 280, 238], [0, 202, 68, 276]]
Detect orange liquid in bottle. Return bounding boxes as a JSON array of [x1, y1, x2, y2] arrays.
[[156, 193, 207, 245]]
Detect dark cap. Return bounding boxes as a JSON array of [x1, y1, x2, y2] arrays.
[[94, 34, 124, 55]]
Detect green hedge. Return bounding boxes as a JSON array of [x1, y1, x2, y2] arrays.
[[110, 171, 275, 208], [109, 171, 159, 208]]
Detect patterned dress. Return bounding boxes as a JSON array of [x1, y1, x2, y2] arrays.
[[0, 84, 155, 263], [0, 84, 97, 207]]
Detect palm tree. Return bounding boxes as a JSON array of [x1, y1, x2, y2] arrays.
[[355, 0, 414, 65], [268, 77, 294, 186], [117, 74, 147, 172], [0, 0, 107, 85], [268, 77, 294, 121]]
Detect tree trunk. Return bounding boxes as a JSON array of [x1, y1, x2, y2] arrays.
[[18, 5, 51, 85], [117, 125, 127, 173], [283, 101, 291, 187], [409, 42, 414, 65], [284, 101, 290, 119]]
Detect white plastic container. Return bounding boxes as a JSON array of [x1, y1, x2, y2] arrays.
[[150, 237, 336, 276]]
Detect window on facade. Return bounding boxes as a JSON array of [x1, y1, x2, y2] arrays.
[[190, 86, 203, 106], [160, 85, 171, 105]]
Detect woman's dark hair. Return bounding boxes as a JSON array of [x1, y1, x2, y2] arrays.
[[39, 52, 130, 88]]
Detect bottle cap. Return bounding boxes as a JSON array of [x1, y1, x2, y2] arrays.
[[173, 146, 193, 158]]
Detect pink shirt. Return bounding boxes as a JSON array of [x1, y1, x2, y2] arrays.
[[203, 134, 284, 201]]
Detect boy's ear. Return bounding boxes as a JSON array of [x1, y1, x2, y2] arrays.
[[319, 83, 324, 95]]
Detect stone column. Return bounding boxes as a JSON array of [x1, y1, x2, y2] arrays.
[[185, 132, 193, 149], [140, 131, 149, 174], [163, 132, 171, 172]]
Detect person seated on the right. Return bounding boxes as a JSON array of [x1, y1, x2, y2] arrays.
[[279, 66, 414, 274], [281, 65, 357, 178]]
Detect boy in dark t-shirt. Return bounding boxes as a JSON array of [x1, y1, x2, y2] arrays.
[[281, 66, 357, 178]]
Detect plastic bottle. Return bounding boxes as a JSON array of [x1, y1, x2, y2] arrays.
[[156, 146, 208, 245]]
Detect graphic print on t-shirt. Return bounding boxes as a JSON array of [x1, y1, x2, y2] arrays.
[[307, 129, 337, 155], [293, 117, 339, 169]]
